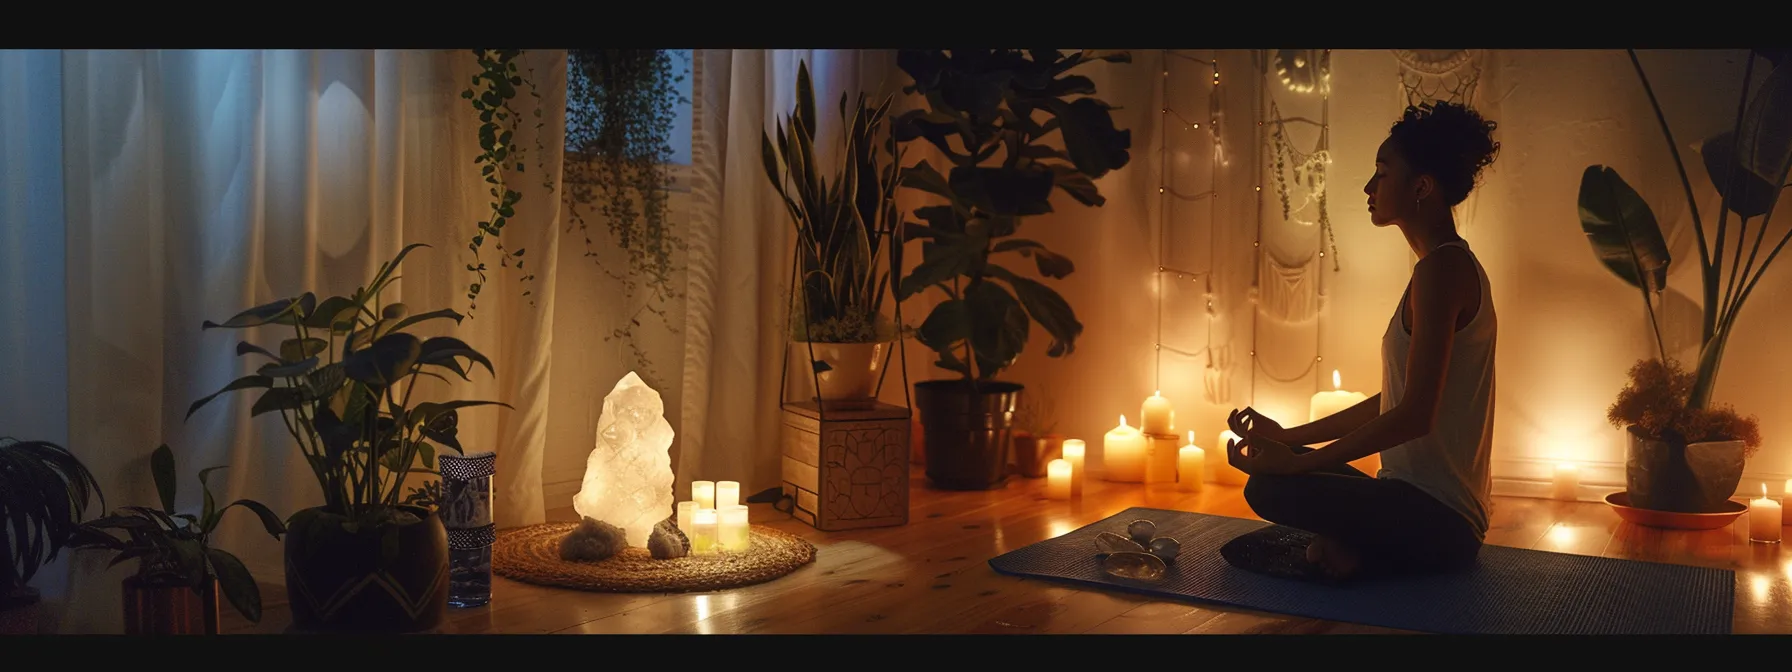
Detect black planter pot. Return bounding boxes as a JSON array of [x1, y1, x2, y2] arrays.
[[916, 379, 1023, 491], [284, 505, 449, 633]]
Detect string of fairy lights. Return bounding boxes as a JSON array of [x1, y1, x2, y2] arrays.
[[1150, 49, 1336, 412]]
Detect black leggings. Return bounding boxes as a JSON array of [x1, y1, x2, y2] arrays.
[[1241, 446, 1483, 577]]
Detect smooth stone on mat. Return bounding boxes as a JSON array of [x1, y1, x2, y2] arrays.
[[1148, 536, 1181, 563], [1127, 519, 1157, 544], [1102, 551, 1167, 581], [1095, 531, 1145, 555]]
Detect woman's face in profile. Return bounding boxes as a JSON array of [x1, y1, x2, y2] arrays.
[[1364, 138, 1412, 228]]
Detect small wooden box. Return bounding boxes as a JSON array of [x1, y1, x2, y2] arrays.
[[780, 401, 911, 531]]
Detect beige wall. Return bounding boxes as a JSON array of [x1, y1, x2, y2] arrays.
[[894, 49, 1792, 497]]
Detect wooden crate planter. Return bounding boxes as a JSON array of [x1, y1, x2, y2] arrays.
[[780, 401, 910, 531]]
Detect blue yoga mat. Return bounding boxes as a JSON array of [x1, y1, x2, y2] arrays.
[[987, 507, 1734, 635]]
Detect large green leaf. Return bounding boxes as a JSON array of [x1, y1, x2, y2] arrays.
[[343, 333, 422, 387], [1732, 60, 1792, 198], [206, 547, 262, 623], [899, 161, 955, 201], [987, 264, 1084, 358], [220, 499, 287, 539], [202, 294, 314, 330], [964, 280, 1029, 379], [1578, 165, 1671, 292], [415, 337, 495, 379], [1700, 131, 1779, 218], [186, 375, 274, 419], [300, 295, 362, 331], [1051, 97, 1133, 180], [991, 239, 1075, 279], [150, 444, 177, 514], [915, 299, 972, 355]]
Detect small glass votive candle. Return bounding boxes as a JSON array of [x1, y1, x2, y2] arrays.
[[717, 481, 741, 509], [692, 508, 719, 554], [677, 501, 696, 534], [719, 505, 750, 551]]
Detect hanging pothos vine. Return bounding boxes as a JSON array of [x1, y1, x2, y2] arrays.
[[462, 49, 553, 314], [564, 49, 690, 383]]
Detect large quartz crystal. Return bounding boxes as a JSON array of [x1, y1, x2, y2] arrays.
[[572, 371, 676, 547]]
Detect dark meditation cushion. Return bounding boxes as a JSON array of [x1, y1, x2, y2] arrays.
[[1218, 525, 1345, 586]]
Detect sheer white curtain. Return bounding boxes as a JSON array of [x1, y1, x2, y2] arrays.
[[0, 49, 566, 633], [678, 49, 899, 496]]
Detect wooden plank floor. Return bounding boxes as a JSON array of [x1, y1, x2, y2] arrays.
[[224, 465, 1792, 634]]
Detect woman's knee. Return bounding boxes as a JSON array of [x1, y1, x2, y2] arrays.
[[1242, 474, 1295, 517]]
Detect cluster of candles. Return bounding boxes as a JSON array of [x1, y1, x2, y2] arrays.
[[1043, 373, 1373, 500], [1746, 480, 1792, 544], [676, 480, 751, 554]]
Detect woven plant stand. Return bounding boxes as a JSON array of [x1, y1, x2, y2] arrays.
[[492, 522, 817, 593]]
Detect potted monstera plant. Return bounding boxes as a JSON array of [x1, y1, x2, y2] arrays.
[[186, 243, 508, 632], [0, 437, 104, 634], [763, 61, 908, 410], [1579, 49, 1789, 514], [893, 49, 1133, 490], [68, 444, 286, 634]]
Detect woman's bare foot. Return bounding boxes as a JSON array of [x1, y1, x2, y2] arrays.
[[1305, 535, 1363, 579]]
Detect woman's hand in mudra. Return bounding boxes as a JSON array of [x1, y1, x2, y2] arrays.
[[1227, 407, 1285, 443], [1226, 432, 1306, 477]]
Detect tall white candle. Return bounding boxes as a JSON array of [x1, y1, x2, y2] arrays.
[[1310, 370, 1376, 475], [1178, 431, 1205, 493], [676, 501, 695, 534], [692, 507, 719, 554], [1750, 484, 1781, 543], [1213, 429, 1249, 486], [1552, 463, 1579, 501], [1046, 459, 1072, 500], [719, 505, 750, 551], [1141, 391, 1175, 435], [693, 480, 716, 509], [1062, 439, 1086, 497], [716, 481, 740, 509], [1104, 415, 1146, 483]]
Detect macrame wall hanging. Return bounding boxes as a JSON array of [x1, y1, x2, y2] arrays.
[[1247, 49, 1337, 407], [1393, 49, 1482, 107], [1152, 50, 1227, 404], [1250, 250, 1322, 323]]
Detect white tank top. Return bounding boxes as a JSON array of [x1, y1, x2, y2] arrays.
[[1376, 239, 1496, 539]]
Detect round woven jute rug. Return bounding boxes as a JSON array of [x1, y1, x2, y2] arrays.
[[492, 522, 817, 593]]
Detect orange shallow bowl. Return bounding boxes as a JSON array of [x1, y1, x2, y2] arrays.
[[1604, 491, 1748, 531]]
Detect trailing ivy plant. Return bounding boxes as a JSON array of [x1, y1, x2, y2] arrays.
[[462, 49, 549, 314], [565, 49, 690, 382]]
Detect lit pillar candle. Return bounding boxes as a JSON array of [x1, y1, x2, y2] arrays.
[[1062, 440, 1086, 497], [1141, 391, 1175, 435], [716, 481, 740, 509], [1310, 370, 1375, 475], [1213, 429, 1249, 486], [1103, 416, 1146, 483], [676, 501, 696, 534], [1552, 463, 1579, 501], [1750, 484, 1782, 543], [719, 505, 750, 551], [1178, 431, 1205, 492], [693, 481, 715, 509], [1046, 459, 1072, 500], [692, 507, 719, 554]]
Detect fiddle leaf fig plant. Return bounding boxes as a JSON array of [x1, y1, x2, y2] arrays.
[[893, 49, 1133, 382], [1579, 49, 1790, 448]]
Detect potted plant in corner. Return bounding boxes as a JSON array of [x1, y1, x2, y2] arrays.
[[68, 444, 286, 634], [892, 49, 1133, 490], [1579, 49, 1790, 514], [763, 61, 908, 410], [0, 437, 104, 634], [186, 243, 509, 632]]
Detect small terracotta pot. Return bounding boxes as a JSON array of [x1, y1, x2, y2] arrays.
[[123, 575, 219, 635], [1011, 433, 1064, 479]]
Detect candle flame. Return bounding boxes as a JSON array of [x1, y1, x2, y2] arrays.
[[1154, 389, 1161, 397], [1188, 430, 1195, 444], [1332, 369, 1342, 390], [1120, 415, 1128, 427], [1764, 482, 1770, 498]]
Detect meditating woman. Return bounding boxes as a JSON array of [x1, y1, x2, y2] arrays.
[[1225, 100, 1501, 581]]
